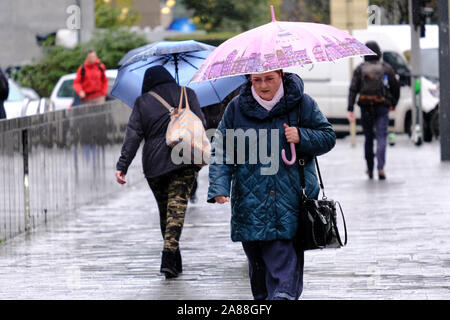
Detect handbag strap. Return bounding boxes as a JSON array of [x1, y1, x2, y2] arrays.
[[314, 157, 327, 199], [182, 86, 191, 110], [149, 86, 191, 115], [332, 201, 348, 246], [149, 91, 174, 114], [296, 99, 327, 200]]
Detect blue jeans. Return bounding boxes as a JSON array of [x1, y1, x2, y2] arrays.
[[242, 240, 304, 300], [360, 105, 390, 172]]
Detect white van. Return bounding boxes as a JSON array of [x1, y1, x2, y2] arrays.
[[288, 25, 440, 139]]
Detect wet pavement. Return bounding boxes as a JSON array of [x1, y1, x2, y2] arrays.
[[0, 134, 449, 299]]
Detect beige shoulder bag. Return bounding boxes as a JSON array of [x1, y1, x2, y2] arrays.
[[149, 86, 211, 166]]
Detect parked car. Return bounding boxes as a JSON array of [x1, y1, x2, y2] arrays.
[[50, 69, 118, 110], [4, 79, 53, 119], [419, 47, 440, 141], [20, 86, 40, 100]]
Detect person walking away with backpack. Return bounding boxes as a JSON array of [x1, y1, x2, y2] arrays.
[[73, 49, 108, 105], [0, 68, 9, 119], [347, 41, 400, 180], [115, 66, 207, 279]]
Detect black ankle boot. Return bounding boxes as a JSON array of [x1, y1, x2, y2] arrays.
[[161, 249, 178, 279], [175, 249, 182, 274]]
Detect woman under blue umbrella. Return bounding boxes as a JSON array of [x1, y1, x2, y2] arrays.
[[115, 66, 207, 279]]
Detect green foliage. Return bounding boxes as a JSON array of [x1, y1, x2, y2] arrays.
[[282, 0, 330, 24], [92, 29, 147, 68], [369, 0, 438, 24], [181, 0, 282, 32], [14, 29, 148, 97], [165, 32, 239, 47], [370, 0, 409, 24], [95, 0, 141, 29]]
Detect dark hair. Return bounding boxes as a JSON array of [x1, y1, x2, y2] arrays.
[[141, 65, 176, 94], [364, 41, 382, 61], [87, 49, 96, 54]]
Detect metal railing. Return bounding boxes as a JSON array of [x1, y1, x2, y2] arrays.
[[0, 101, 142, 243]]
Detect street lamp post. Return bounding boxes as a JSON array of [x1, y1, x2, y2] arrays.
[[409, 0, 424, 146], [438, 0, 450, 161], [76, 0, 81, 44]]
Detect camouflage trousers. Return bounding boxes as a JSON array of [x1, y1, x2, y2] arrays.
[[147, 167, 198, 253]]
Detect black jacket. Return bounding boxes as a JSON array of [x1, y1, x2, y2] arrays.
[[348, 42, 399, 112], [0, 68, 8, 119], [348, 60, 400, 112], [116, 66, 206, 179]]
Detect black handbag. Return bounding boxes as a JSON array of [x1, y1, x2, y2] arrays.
[[292, 99, 347, 251], [293, 156, 347, 251]]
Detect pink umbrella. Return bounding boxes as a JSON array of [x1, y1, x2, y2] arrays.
[[190, 6, 376, 164]]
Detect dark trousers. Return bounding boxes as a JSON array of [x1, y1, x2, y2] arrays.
[[0, 101, 6, 119], [147, 167, 198, 253], [242, 240, 304, 300], [190, 177, 198, 198], [360, 105, 390, 172]]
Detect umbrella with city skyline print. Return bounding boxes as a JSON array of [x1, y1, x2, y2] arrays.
[[190, 6, 376, 165]]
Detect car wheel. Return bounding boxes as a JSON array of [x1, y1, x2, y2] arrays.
[[415, 136, 423, 146], [423, 110, 433, 142], [431, 107, 440, 139]]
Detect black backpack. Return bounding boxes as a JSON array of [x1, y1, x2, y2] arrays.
[[80, 63, 105, 82], [359, 61, 386, 98]]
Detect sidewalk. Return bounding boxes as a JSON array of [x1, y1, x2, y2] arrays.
[[0, 135, 449, 299]]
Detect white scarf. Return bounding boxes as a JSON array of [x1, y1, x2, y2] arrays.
[[251, 83, 284, 112]]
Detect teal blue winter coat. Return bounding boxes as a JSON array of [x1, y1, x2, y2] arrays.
[[207, 73, 336, 242]]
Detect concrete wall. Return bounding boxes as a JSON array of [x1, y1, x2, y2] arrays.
[[0, 101, 143, 242], [0, 0, 95, 69]]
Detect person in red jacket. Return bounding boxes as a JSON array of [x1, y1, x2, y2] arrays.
[[73, 49, 108, 105]]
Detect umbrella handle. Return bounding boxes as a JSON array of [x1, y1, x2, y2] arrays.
[[270, 5, 277, 22], [281, 143, 296, 165]]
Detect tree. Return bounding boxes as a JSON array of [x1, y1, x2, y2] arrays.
[[369, 0, 438, 24], [181, 0, 282, 32], [281, 0, 330, 23], [95, 0, 141, 29], [280, 0, 438, 25], [13, 1, 145, 98]]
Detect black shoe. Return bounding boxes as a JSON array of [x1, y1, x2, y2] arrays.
[[378, 169, 386, 180], [161, 249, 179, 279], [175, 249, 182, 274], [189, 193, 198, 204], [366, 169, 373, 180]]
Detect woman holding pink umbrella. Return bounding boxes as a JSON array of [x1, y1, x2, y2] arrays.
[[206, 68, 336, 300], [196, 6, 374, 299]]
